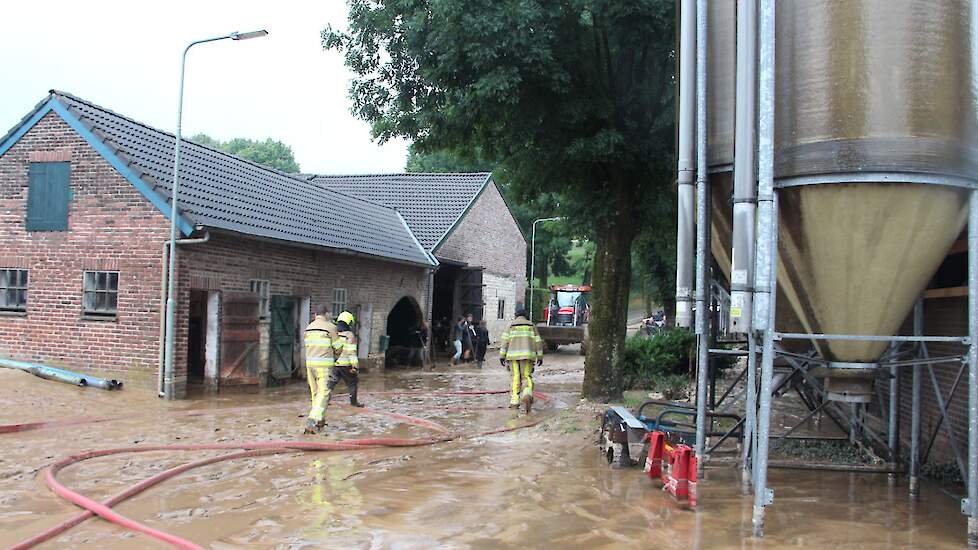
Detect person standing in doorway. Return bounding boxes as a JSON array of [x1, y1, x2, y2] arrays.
[[475, 319, 490, 368], [499, 306, 544, 413], [303, 304, 337, 434], [451, 316, 465, 366], [464, 313, 477, 363]]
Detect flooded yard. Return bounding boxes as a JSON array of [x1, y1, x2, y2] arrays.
[[0, 348, 968, 548]]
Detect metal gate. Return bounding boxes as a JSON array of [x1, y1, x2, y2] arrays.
[[270, 295, 295, 380], [460, 267, 484, 321], [220, 292, 260, 386]]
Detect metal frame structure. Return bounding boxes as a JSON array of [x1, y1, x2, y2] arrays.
[[677, 0, 978, 544]]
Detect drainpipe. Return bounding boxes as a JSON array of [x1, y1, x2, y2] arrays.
[[158, 231, 210, 398], [674, 0, 696, 328], [729, 0, 758, 334], [692, 0, 711, 477]]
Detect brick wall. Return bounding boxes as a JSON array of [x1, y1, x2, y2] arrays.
[[435, 180, 526, 340], [0, 111, 433, 397], [175, 233, 429, 392], [0, 112, 170, 388]]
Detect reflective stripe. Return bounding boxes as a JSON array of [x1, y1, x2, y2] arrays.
[[308, 358, 334, 366], [305, 338, 332, 345]]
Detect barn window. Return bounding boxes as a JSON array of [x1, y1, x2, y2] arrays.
[[497, 299, 506, 319], [249, 279, 270, 318], [332, 288, 347, 315], [26, 162, 71, 231], [0, 269, 28, 312], [83, 271, 118, 317]]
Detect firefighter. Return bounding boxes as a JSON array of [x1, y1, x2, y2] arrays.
[[329, 310, 365, 409], [303, 304, 337, 434], [499, 306, 544, 413]]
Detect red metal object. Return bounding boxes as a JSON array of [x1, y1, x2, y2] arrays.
[[558, 306, 575, 315], [643, 431, 698, 508]]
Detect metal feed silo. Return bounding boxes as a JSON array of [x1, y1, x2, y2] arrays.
[[772, 0, 976, 400], [676, 0, 978, 541]]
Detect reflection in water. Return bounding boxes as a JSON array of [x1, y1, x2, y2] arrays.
[[297, 457, 364, 537]]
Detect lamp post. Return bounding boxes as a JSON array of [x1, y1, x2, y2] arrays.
[[529, 216, 563, 323], [163, 29, 268, 400]]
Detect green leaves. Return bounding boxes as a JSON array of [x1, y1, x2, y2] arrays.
[[189, 134, 301, 174]]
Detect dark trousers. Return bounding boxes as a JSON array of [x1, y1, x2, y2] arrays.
[[327, 366, 359, 403]]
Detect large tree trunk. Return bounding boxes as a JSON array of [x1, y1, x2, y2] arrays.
[[582, 184, 637, 400]]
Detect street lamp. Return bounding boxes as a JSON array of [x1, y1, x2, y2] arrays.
[[163, 29, 268, 400], [529, 216, 563, 323]]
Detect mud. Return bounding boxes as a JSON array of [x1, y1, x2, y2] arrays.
[[0, 347, 969, 548]]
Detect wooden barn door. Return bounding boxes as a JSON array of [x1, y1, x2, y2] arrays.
[[460, 268, 485, 321], [220, 292, 260, 386], [269, 295, 295, 381]]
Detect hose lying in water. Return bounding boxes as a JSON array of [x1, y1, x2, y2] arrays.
[[13, 390, 551, 549]]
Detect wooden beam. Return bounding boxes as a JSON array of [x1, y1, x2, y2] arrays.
[[923, 286, 968, 299]]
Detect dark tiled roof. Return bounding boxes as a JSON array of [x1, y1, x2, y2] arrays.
[[308, 172, 492, 250], [10, 91, 434, 266]]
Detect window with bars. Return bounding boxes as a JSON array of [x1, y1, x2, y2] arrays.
[[249, 280, 270, 318], [0, 269, 28, 312], [83, 271, 118, 317], [497, 299, 506, 320], [332, 288, 347, 317]]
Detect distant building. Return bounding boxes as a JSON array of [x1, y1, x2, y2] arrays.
[[0, 91, 525, 397]]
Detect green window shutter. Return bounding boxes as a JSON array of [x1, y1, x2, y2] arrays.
[[26, 162, 71, 231]]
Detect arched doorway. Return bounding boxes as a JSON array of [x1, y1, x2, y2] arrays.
[[385, 296, 424, 368]]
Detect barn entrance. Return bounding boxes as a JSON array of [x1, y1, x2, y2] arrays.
[[385, 296, 424, 367], [431, 264, 484, 356]]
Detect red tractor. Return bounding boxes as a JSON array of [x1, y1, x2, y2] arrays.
[[538, 284, 591, 355]]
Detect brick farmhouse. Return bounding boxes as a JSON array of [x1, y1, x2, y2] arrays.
[[0, 91, 525, 397]]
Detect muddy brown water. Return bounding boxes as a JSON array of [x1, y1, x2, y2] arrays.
[[0, 347, 968, 548]]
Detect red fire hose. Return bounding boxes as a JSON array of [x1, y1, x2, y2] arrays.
[[9, 389, 553, 549]]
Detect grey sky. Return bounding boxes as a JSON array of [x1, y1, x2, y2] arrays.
[[0, 1, 409, 174]]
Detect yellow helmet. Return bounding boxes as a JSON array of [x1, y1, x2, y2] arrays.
[[337, 311, 355, 325]]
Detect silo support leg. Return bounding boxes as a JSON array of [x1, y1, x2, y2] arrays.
[[910, 301, 923, 499], [966, 190, 978, 547], [741, 334, 758, 495]]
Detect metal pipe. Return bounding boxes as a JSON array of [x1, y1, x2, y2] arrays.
[[910, 299, 923, 498], [159, 232, 210, 397], [0, 358, 121, 390], [776, 333, 968, 343], [751, 0, 776, 535], [888, 343, 900, 484], [675, 0, 696, 328], [693, 0, 711, 477], [967, 189, 978, 546], [729, 0, 758, 334], [767, 462, 904, 474]]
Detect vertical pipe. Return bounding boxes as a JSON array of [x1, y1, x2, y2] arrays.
[[910, 299, 923, 498], [888, 344, 900, 485], [967, 190, 978, 547], [751, 0, 776, 537], [675, 0, 697, 328], [741, 332, 757, 495], [693, 0, 711, 477], [730, 0, 757, 334]]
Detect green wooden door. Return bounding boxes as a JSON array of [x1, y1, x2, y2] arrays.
[[270, 295, 295, 380]]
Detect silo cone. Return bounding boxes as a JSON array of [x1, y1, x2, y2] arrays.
[[769, 0, 977, 401]]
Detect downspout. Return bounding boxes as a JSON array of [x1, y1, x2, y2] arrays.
[[729, 0, 758, 334], [674, 0, 696, 328], [158, 231, 210, 398]]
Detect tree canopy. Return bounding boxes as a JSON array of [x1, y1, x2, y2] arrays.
[[327, 0, 676, 399], [190, 134, 301, 174]]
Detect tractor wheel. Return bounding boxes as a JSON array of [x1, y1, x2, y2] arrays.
[[546, 342, 559, 352]]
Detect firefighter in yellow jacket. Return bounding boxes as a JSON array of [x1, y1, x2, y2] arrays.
[[329, 310, 365, 409], [304, 304, 337, 434], [499, 306, 544, 413]]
